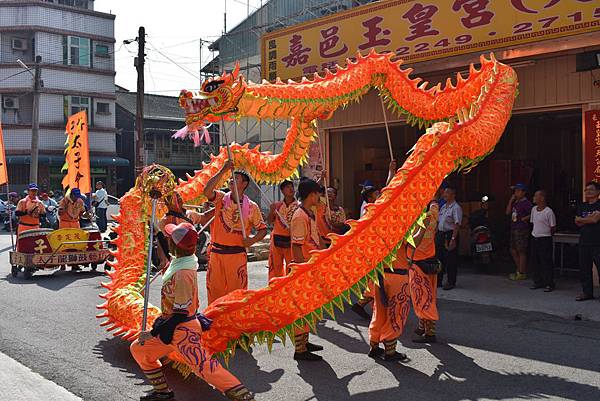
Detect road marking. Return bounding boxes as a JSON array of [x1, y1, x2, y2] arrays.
[[0, 352, 82, 401]]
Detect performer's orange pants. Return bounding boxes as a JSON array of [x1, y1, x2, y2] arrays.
[[207, 252, 248, 304], [268, 242, 291, 281], [408, 267, 439, 321], [368, 273, 411, 344], [130, 320, 241, 392], [17, 224, 39, 235], [59, 220, 80, 229]]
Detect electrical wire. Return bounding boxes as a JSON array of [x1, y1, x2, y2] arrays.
[[146, 40, 200, 80]]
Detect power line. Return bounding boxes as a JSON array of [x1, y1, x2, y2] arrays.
[[146, 40, 200, 81]]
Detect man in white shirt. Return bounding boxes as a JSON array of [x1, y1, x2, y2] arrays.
[[92, 181, 109, 232], [436, 186, 463, 290], [530, 190, 557, 292]]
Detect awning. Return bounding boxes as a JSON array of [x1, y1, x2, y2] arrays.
[[7, 155, 130, 167]]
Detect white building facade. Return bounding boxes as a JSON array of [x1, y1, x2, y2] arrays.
[[0, 0, 122, 192]]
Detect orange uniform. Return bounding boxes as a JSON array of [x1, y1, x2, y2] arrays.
[[290, 206, 321, 353], [16, 196, 45, 235], [130, 255, 242, 394], [58, 197, 85, 229], [207, 191, 266, 304], [408, 217, 439, 322], [268, 200, 299, 280]]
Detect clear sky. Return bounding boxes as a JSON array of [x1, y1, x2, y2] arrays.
[[95, 0, 263, 95]]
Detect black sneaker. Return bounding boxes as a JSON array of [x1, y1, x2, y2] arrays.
[[413, 335, 437, 344], [367, 346, 384, 358], [351, 303, 371, 320], [414, 326, 425, 336], [307, 342, 323, 352], [544, 286, 554, 293], [140, 391, 175, 401], [379, 351, 409, 362], [294, 351, 323, 361], [530, 284, 544, 290]]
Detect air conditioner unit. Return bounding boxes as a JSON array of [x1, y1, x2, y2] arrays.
[[11, 38, 27, 51], [3, 97, 19, 109]]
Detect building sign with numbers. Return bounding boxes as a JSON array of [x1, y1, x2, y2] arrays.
[[262, 0, 600, 81], [584, 110, 600, 184]]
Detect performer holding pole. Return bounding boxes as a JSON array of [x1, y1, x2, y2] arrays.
[[140, 189, 162, 343], [131, 222, 255, 401], [203, 119, 267, 304]]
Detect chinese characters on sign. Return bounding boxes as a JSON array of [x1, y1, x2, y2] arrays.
[[262, 0, 600, 81], [62, 110, 91, 193], [584, 110, 600, 184]]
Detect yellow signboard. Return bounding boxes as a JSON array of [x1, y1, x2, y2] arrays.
[[262, 0, 600, 81]]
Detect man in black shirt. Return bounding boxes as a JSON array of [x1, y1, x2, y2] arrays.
[[575, 181, 600, 301]]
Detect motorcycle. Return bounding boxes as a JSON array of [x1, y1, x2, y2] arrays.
[[470, 196, 493, 266]]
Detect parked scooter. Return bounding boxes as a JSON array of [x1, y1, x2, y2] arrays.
[[469, 196, 493, 266]]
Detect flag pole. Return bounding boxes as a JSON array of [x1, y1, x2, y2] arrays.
[[221, 117, 247, 239]]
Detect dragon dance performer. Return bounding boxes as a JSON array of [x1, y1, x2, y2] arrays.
[[368, 161, 439, 361], [58, 188, 86, 229], [156, 192, 214, 271], [409, 200, 441, 344], [266, 180, 298, 280], [130, 222, 255, 401], [351, 182, 383, 320], [203, 160, 267, 304], [290, 177, 325, 361], [15, 183, 46, 235]]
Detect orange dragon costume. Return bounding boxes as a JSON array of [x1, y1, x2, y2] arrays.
[[97, 52, 518, 380]]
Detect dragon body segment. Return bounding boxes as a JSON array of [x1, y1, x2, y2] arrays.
[[98, 52, 518, 372]]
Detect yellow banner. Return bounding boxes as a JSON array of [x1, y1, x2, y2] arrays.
[[62, 110, 91, 194], [262, 0, 600, 81], [0, 121, 8, 186]]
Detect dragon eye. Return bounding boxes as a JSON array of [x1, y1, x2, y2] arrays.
[[204, 80, 224, 93]]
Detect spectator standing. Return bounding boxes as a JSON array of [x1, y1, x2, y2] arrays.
[[40, 192, 59, 229], [574, 181, 600, 301], [92, 181, 109, 232], [360, 186, 380, 218], [529, 190, 556, 292], [505, 183, 533, 281], [359, 180, 374, 218], [436, 186, 463, 290]]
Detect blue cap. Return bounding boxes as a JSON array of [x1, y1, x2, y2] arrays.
[[512, 183, 527, 191], [440, 181, 449, 189], [28, 183, 39, 190], [71, 188, 83, 198], [360, 180, 374, 188]]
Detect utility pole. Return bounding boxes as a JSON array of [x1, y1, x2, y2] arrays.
[[134, 26, 145, 173], [30, 55, 42, 184]]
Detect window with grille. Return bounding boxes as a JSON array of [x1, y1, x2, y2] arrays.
[[63, 36, 91, 67], [64, 96, 90, 120], [96, 102, 110, 114], [95, 44, 110, 58]]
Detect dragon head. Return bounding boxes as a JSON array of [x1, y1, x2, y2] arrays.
[[176, 63, 246, 145]]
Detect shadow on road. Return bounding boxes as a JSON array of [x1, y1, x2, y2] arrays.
[[2, 268, 107, 290], [94, 337, 284, 401]]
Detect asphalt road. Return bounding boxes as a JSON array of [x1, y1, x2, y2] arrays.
[[1, 232, 599, 401]]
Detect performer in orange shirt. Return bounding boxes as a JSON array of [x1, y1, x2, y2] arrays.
[[203, 160, 267, 304], [368, 200, 438, 361], [130, 222, 255, 401], [409, 200, 441, 344], [58, 188, 86, 229], [266, 180, 298, 280], [156, 192, 214, 271], [15, 183, 46, 235], [290, 177, 325, 361]]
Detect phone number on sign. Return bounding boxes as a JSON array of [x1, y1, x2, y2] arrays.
[[395, 8, 600, 60]]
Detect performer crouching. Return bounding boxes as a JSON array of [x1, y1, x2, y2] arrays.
[[267, 180, 298, 280], [130, 222, 255, 401], [409, 200, 441, 343], [290, 178, 325, 361]]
